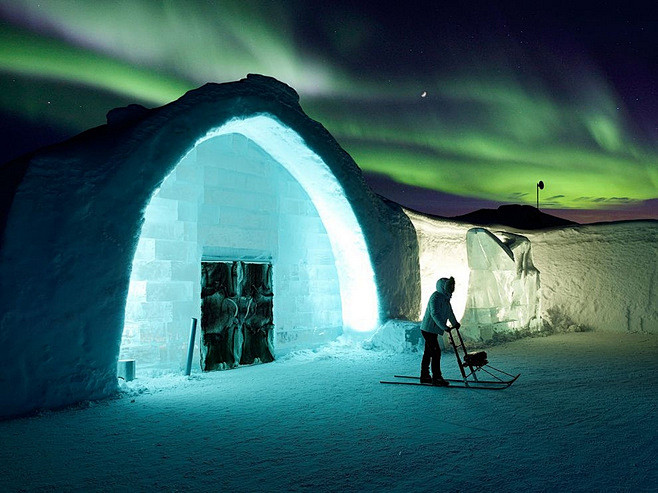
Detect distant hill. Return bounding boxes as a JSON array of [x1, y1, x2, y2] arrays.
[[452, 204, 578, 230]]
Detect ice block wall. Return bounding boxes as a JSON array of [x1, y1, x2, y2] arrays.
[[121, 133, 343, 370]]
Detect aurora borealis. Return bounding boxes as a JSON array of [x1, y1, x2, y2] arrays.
[[0, 0, 656, 222]]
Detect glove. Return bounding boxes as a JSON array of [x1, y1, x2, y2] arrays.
[[451, 323, 460, 330]]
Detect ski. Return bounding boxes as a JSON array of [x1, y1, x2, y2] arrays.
[[394, 374, 520, 386], [379, 379, 515, 390], [380, 373, 519, 390]]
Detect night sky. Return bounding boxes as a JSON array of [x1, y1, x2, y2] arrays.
[[0, 1, 656, 223]]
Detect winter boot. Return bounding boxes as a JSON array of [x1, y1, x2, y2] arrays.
[[420, 372, 432, 384], [432, 376, 449, 387]]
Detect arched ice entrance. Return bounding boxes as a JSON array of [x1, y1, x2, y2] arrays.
[[120, 115, 379, 371], [0, 76, 419, 418]]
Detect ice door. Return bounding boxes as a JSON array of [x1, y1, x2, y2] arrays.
[[200, 261, 274, 371]]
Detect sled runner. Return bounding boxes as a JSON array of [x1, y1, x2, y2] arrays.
[[446, 325, 519, 385], [380, 325, 520, 390]]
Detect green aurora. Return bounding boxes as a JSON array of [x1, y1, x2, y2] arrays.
[[0, 0, 655, 216]]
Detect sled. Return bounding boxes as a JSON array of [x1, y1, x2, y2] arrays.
[[445, 325, 519, 388], [380, 325, 519, 390]]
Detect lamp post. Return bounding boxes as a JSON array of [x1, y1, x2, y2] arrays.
[[536, 181, 544, 210]]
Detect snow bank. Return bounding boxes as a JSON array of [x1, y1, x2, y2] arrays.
[[363, 319, 422, 353], [527, 221, 658, 334], [407, 210, 657, 338]]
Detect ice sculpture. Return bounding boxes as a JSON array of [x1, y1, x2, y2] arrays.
[[461, 228, 540, 340]]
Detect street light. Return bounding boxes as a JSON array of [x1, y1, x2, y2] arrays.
[[536, 181, 544, 210]]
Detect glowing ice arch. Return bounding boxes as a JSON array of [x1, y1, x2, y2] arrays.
[[198, 115, 379, 332]]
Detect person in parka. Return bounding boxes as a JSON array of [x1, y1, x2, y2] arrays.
[[420, 277, 460, 386]]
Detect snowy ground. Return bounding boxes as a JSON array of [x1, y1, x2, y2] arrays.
[[1, 332, 656, 492]]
